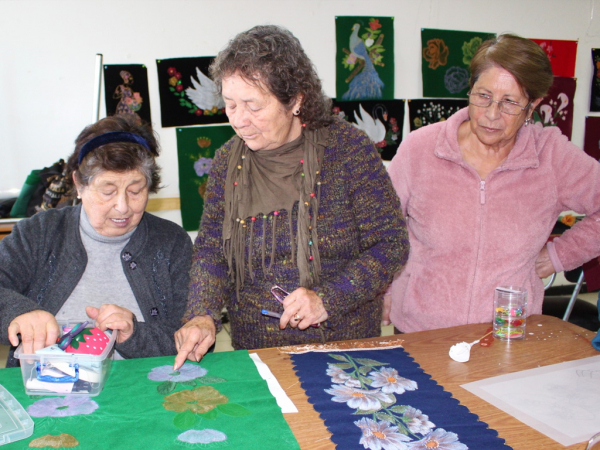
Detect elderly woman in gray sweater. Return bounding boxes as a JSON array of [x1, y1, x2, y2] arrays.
[[0, 115, 192, 367]]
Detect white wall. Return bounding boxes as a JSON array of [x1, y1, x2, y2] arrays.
[[1, 0, 600, 217]]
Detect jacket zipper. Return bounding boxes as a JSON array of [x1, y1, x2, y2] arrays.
[[480, 180, 486, 204]]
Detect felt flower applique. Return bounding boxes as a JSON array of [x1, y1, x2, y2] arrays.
[[178, 429, 227, 444], [323, 353, 467, 449], [29, 433, 79, 448], [148, 363, 225, 395], [461, 37, 483, 66], [560, 214, 577, 227], [423, 39, 449, 70], [194, 157, 213, 177], [444, 67, 469, 94], [27, 396, 98, 418]]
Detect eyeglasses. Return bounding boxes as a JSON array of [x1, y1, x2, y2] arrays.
[[587, 431, 600, 450], [56, 321, 89, 350], [467, 91, 530, 116]]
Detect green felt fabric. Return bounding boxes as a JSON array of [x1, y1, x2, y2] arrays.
[[176, 125, 236, 231], [0, 351, 300, 449], [9, 170, 41, 218]]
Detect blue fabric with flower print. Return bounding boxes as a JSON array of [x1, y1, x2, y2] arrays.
[[291, 348, 511, 450]]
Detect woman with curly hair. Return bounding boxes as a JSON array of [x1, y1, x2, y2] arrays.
[[174, 25, 408, 368]]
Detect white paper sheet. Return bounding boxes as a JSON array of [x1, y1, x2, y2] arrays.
[[462, 355, 600, 446], [249, 352, 298, 414]]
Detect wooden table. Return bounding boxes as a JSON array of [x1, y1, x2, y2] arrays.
[[254, 315, 598, 450]]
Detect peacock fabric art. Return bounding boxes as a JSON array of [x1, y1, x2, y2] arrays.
[[291, 347, 511, 450], [532, 76, 576, 140], [421, 29, 495, 99], [0, 351, 299, 449], [156, 56, 228, 127], [408, 99, 468, 132], [336, 16, 395, 101], [529, 39, 578, 78], [176, 125, 236, 231], [103, 64, 152, 123], [331, 99, 405, 160]]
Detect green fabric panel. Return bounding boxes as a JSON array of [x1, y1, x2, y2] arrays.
[[176, 125, 236, 231], [336, 16, 395, 100], [421, 28, 496, 98], [9, 170, 41, 218], [0, 351, 300, 449]]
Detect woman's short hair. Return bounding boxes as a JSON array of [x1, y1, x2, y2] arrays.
[[210, 25, 333, 130], [470, 33, 554, 101], [66, 114, 161, 194]]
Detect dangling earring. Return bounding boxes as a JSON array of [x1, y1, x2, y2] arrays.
[[524, 117, 532, 126]]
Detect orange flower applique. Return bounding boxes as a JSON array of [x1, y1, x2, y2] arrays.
[[423, 39, 449, 70], [560, 214, 576, 227]]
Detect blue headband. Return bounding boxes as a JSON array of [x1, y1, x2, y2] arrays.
[[78, 131, 154, 164]]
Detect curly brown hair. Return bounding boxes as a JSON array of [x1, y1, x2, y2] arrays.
[[210, 25, 333, 130], [470, 33, 554, 101], [65, 114, 161, 194]]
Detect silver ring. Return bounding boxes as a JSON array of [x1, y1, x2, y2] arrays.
[[293, 314, 301, 321]]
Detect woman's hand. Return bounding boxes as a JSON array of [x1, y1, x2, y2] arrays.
[[535, 246, 556, 279], [382, 291, 392, 326], [280, 287, 328, 330], [173, 315, 216, 370], [86, 305, 135, 344], [7, 310, 60, 354]]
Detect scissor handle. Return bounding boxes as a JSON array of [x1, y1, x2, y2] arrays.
[[270, 285, 290, 303]]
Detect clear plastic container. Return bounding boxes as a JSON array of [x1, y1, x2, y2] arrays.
[[13, 320, 117, 397], [0, 384, 34, 445]]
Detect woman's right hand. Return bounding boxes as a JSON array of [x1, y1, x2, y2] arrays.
[[7, 310, 60, 354], [173, 315, 216, 371]]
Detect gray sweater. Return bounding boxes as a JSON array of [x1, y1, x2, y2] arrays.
[[0, 205, 192, 367]]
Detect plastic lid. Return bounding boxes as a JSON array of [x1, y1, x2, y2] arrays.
[[0, 384, 34, 445]]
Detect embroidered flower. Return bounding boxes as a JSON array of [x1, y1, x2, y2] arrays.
[[369, 19, 382, 31], [444, 67, 469, 94], [194, 157, 213, 177], [355, 417, 410, 450], [163, 386, 228, 414], [369, 367, 418, 394], [407, 428, 468, 450], [177, 429, 227, 444], [148, 363, 207, 382], [325, 384, 393, 411], [461, 37, 483, 66], [402, 406, 435, 435], [423, 39, 449, 70], [560, 214, 576, 227], [27, 396, 98, 418], [326, 364, 360, 387]]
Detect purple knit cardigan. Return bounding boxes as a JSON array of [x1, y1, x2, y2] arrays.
[[184, 118, 409, 350]]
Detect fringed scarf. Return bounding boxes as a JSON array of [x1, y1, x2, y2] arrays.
[[223, 127, 329, 298]]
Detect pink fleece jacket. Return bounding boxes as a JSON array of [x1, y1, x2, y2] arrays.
[[387, 108, 600, 333]]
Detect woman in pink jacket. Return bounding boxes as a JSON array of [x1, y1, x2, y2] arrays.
[[386, 34, 600, 333]]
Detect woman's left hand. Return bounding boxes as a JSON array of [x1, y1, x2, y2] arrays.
[[280, 288, 328, 330], [86, 305, 135, 344], [535, 246, 556, 279]]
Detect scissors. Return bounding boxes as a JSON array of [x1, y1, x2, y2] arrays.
[[56, 321, 89, 350], [263, 285, 320, 328]]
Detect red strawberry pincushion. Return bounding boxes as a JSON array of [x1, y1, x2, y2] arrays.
[[64, 327, 110, 355]]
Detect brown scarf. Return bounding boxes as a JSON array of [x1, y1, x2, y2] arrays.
[[223, 127, 329, 297]]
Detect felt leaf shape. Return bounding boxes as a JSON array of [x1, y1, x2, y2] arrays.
[[358, 365, 372, 376], [354, 358, 388, 367], [216, 403, 251, 417], [179, 380, 196, 386], [157, 381, 176, 395], [199, 407, 218, 420], [196, 376, 227, 384], [390, 405, 408, 414], [330, 363, 353, 370], [376, 411, 396, 423], [163, 386, 228, 414], [29, 433, 79, 448], [328, 354, 350, 362], [173, 410, 197, 430]]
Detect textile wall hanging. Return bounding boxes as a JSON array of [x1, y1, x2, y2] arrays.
[[583, 116, 600, 160], [590, 49, 600, 112], [103, 64, 152, 124], [176, 125, 235, 231], [0, 352, 299, 449], [336, 16, 394, 101], [532, 77, 576, 140], [421, 28, 495, 98], [408, 99, 467, 131], [291, 347, 510, 449], [331, 99, 405, 160], [156, 57, 228, 128], [530, 39, 578, 78]]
